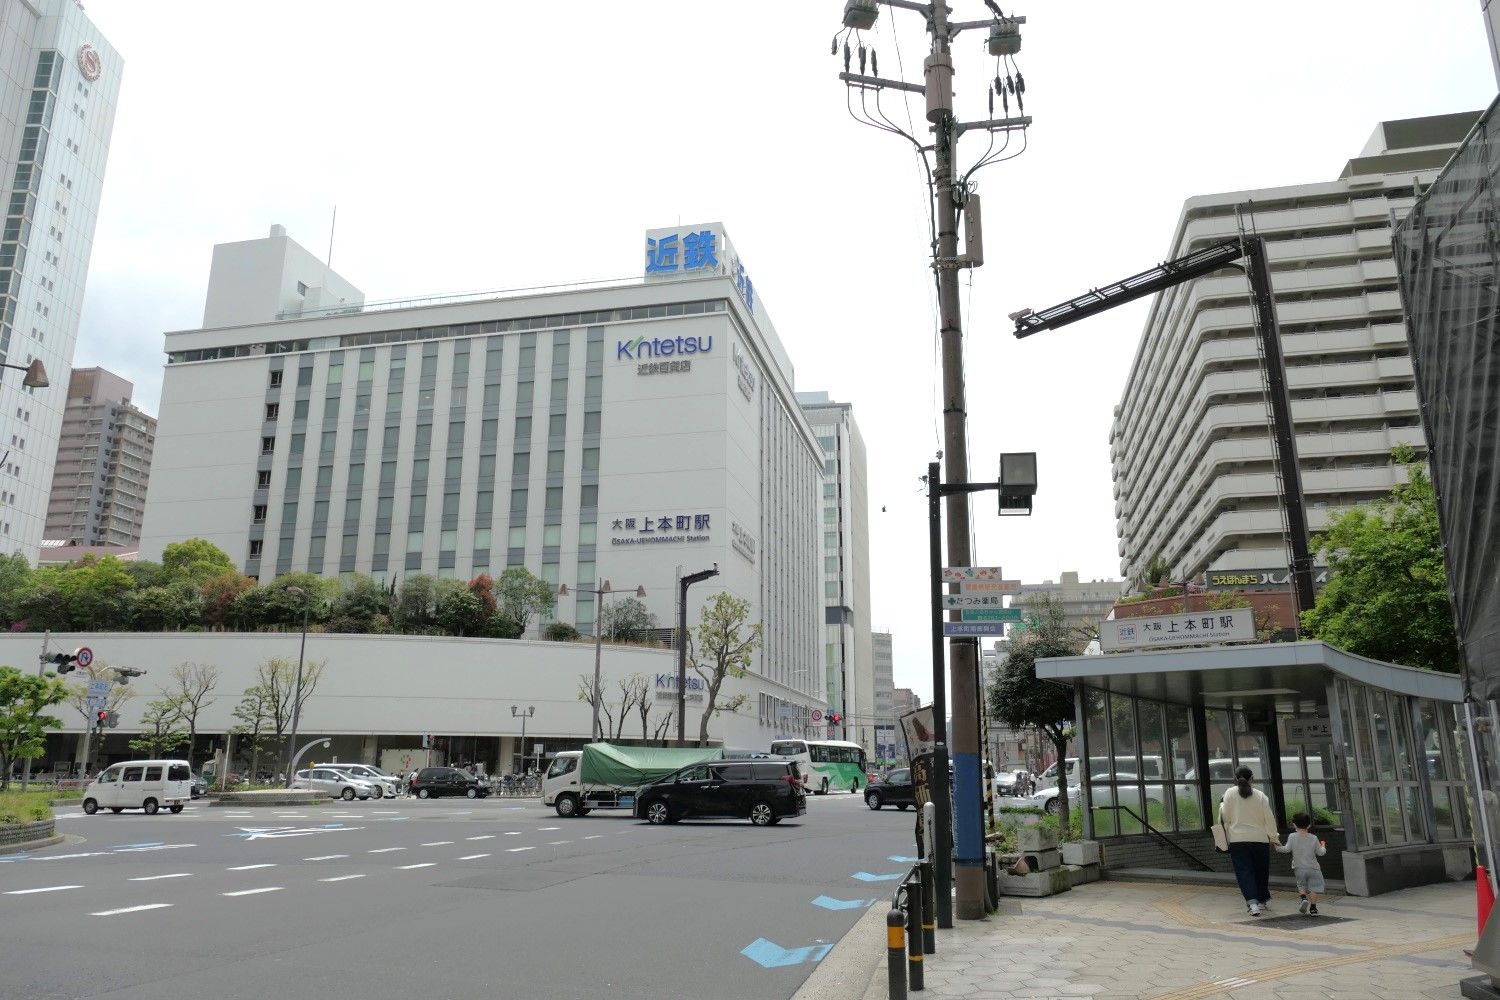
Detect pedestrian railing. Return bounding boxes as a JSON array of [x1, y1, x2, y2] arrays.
[[1093, 803, 1213, 872], [886, 856, 935, 998]]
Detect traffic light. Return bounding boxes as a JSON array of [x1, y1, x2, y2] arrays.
[[830, 712, 843, 724], [105, 711, 119, 729], [50, 652, 79, 674], [95, 710, 108, 728]]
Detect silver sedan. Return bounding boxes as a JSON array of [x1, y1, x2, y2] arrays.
[[292, 767, 378, 801]]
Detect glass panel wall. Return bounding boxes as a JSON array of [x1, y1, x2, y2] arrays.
[[1337, 678, 1432, 847], [1080, 687, 1197, 835]]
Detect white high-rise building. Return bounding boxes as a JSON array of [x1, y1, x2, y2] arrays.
[[872, 628, 895, 760], [139, 222, 828, 737], [1112, 112, 1478, 585], [797, 391, 872, 754], [0, 1, 121, 560], [45, 366, 154, 546]]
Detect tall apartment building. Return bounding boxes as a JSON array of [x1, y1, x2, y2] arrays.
[[0, 1, 121, 559], [872, 629, 894, 759], [1111, 112, 1478, 585], [892, 687, 922, 717], [1010, 570, 1122, 637], [45, 366, 154, 546], [139, 222, 828, 737], [797, 391, 873, 754]]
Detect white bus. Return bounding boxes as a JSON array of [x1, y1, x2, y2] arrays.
[[768, 739, 867, 795]]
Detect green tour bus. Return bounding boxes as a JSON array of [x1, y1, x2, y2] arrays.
[[769, 739, 868, 795]]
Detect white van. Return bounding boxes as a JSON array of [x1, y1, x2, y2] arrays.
[[82, 760, 193, 815]]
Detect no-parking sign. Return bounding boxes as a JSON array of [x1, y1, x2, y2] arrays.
[[811, 709, 823, 723], [74, 646, 93, 668]]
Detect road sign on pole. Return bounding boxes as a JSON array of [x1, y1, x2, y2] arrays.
[[960, 608, 1023, 623], [74, 646, 93, 669], [959, 579, 1022, 594], [940, 566, 1002, 583], [87, 679, 109, 698], [942, 593, 1005, 609], [942, 622, 1008, 637], [86, 694, 106, 712]]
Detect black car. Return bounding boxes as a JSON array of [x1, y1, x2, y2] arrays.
[[865, 767, 916, 810], [410, 767, 490, 799], [190, 773, 208, 799], [634, 759, 805, 826]]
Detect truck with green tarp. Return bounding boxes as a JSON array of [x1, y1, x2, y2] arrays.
[[542, 743, 724, 817]]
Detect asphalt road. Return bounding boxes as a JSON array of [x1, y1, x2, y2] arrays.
[[0, 790, 917, 1000]]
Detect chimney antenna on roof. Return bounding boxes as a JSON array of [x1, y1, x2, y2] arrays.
[[327, 205, 337, 269]]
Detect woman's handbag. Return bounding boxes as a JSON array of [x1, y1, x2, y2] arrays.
[[1212, 818, 1230, 852]]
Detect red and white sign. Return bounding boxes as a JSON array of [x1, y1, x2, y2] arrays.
[[77, 44, 101, 82], [74, 646, 93, 668], [810, 709, 823, 724], [941, 566, 1002, 582]]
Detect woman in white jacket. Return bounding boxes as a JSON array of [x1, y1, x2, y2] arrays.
[[1219, 765, 1280, 916]]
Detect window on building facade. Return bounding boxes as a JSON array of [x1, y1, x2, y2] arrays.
[[583, 411, 601, 435], [545, 486, 562, 510], [547, 450, 564, 475], [349, 464, 364, 489], [293, 399, 309, 420], [508, 525, 525, 548], [421, 355, 437, 378], [249, 539, 263, 558], [252, 504, 266, 523], [358, 360, 374, 381], [386, 391, 403, 414], [474, 528, 491, 550], [324, 397, 339, 419], [579, 521, 596, 545], [517, 382, 534, 406], [483, 384, 501, 406], [519, 345, 536, 369], [265, 403, 279, 422], [285, 468, 301, 490], [256, 470, 272, 489], [406, 531, 423, 554], [261, 436, 275, 454], [478, 454, 496, 478], [269, 370, 283, 388], [476, 491, 493, 516], [581, 484, 597, 508], [515, 415, 532, 441], [328, 363, 343, 385], [582, 448, 599, 472], [298, 367, 313, 387], [543, 524, 561, 546], [511, 489, 528, 512]]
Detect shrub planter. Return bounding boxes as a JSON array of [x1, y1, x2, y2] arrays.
[[0, 819, 56, 852], [1023, 848, 1061, 872], [1018, 826, 1059, 853], [1061, 840, 1101, 866], [998, 866, 1071, 897], [211, 790, 324, 807]]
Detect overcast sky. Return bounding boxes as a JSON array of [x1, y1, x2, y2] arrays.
[[73, 2, 1497, 704]]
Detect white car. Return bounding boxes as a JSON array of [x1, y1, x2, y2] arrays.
[[1026, 773, 1165, 815], [292, 767, 378, 801], [332, 763, 400, 798]]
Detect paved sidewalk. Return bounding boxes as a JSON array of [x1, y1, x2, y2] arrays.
[[799, 878, 1477, 1000]]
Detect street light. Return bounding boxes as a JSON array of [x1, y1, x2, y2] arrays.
[[677, 564, 720, 744], [511, 704, 534, 774], [282, 585, 312, 788], [1, 359, 48, 389], [559, 580, 647, 741]]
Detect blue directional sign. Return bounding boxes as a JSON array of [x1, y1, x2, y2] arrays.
[[812, 896, 876, 911], [741, 938, 834, 968]]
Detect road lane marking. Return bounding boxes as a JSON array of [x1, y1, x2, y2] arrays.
[[5, 884, 81, 895], [506, 846, 534, 853], [538, 827, 560, 831], [421, 841, 454, 846], [129, 873, 192, 881], [583, 835, 603, 840], [467, 835, 495, 840], [319, 874, 366, 882], [116, 844, 197, 853], [396, 863, 435, 870], [227, 864, 276, 871], [372, 811, 399, 814], [458, 854, 490, 860], [222, 887, 282, 897], [303, 854, 348, 861], [546, 840, 570, 846], [502, 832, 522, 836], [111, 842, 163, 849], [92, 903, 173, 916], [367, 847, 405, 853]]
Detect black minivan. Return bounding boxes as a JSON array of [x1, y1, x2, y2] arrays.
[[634, 759, 806, 826], [410, 766, 490, 799]]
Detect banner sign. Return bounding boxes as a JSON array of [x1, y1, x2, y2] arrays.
[[1100, 607, 1255, 651]]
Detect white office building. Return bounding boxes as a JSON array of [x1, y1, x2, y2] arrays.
[[1010, 571, 1123, 636], [872, 628, 895, 761], [1112, 112, 1478, 585], [0, 0, 120, 560], [139, 222, 827, 737], [796, 391, 873, 754]]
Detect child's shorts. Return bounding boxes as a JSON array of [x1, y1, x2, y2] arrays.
[[1295, 866, 1326, 893]]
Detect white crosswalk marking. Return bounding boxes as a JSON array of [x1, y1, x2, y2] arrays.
[[396, 863, 435, 870], [227, 864, 276, 871], [458, 854, 490, 860], [5, 884, 80, 895], [367, 847, 405, 853], [506, 846, 534, 853], [319, 874, 366, 882], [129, 873, 192, 881], [420, 841, 453, 846], [303, 854, 348, 861], [467, 835, 495, 840], [222, 887, 282, 897]]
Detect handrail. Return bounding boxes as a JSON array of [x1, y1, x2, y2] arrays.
[[1094, 803, 1213, 872]]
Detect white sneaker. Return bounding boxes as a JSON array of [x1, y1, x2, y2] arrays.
[[1248, 901, 1262, 917]]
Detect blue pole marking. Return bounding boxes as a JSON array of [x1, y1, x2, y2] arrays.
[[812, 896, 876, 910], [741, 938, 834, 968], [852, 871, 904, 882], [887, 855, 919, 863], [953, 751, 983, 866]]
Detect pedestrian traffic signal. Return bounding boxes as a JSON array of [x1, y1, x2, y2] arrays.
[[105, 711, 119, 729], [95, 710, 108, 727]]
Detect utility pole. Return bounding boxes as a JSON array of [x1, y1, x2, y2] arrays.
[[838, 0, 1031, 922]]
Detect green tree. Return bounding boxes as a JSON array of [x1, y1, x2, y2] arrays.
[[231, 687, 274, 781], [394, 574, 439, 632], [12, 569, 65, 632], [0, 552, 33, 625], [0, 666, 66, 791], [601, 597, 658, 641], [495, 567, 556, 634], [126, 582, 203, 631], [164, 662, 219, 763], [1301, 446, 1458, 673], [689, 592, 763, 746], [544, 622, 580, 642], [122, 559, 165, 589], [436, 586, 489, 636], [481, 611, 524, 639], [56, 555, 136, 629], [989, 594, 1085, 831], [128, 696, 189, 758], [258, 573, 332, 628], [245, 656, 326, 761], [328, 574, 391, 633], [159, 538, 237, 585]]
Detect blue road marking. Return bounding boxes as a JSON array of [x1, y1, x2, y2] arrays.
[[852, 871, 903, 882], [812, 896, 876, 910], [740, 938, 833, 968], [887, 855, 919, 863]]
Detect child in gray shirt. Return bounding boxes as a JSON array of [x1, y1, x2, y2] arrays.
[[1277, 811, 1328, 914]]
